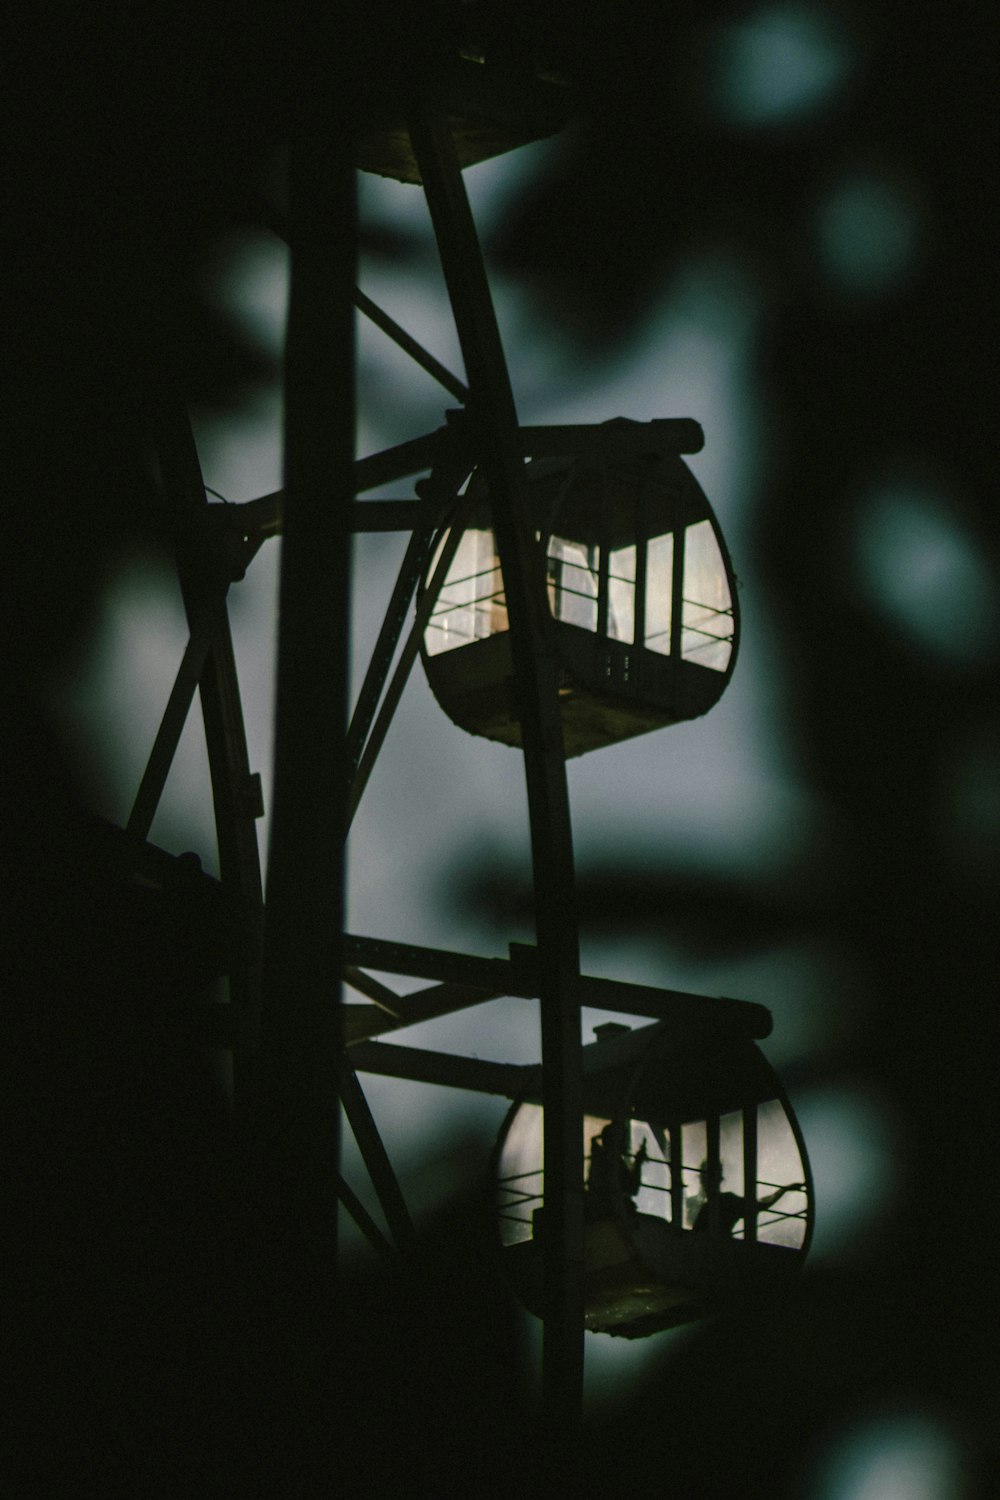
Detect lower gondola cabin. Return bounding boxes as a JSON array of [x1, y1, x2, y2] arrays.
[[495, 1024, 812, 1338]]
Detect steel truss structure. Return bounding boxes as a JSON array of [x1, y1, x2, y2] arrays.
[[114, 95, 771, 1429]]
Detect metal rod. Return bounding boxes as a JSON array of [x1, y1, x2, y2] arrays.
[[355, 429, 451, 493], [222, 494, 438, 538], [256, 121, 354, 1336], [671, 494, 685, 663], [634, 480, 648, 658], [354, 285, 469, 402], [343, 966, 403, 1017], [743, 1103, 758, 1247], [706, 1113, 721, 1237], [346, 452, 469, 778], [351, 1038, 532, 1097], [346, 519, 466, 829], [669, 1119, 684, 1230], [343, 933, 772, 1037], [335, 1173, 397, 1260], [520, 418, 703, 459], [152, 411, 264, 1084], [340, 1063, 416, 1249], [240, 419, 700, 536], [126, 613, 215, 841], [410, 108, 585, 1435], [343, 980, 508, 1045], [345, 519, 438, 778], [260, 198, 468, 405]]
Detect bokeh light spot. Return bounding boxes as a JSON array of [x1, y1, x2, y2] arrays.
[[815, 1412, 968, 1500], [708, 4, 853, 127], [817, 172, 921, 294], [793, 1087, 899, 1258], [854, 484, 1000, 665]]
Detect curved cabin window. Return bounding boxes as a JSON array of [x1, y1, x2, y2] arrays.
[[608, 543, 637, 644], [643, 522, 734, 671], [425, 528, 507, 656], [675, 1112, 807, 1248], [423, 479, 735, 670], [496, 1101, 545, 1247], [682, 520, 734, 672], [496, 1100, 809, 1251], [644, 532, 674, 655], [547, 535, 599, 632]]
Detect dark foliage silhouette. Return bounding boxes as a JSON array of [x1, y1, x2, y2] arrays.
[[3, 2, 996, 1494]]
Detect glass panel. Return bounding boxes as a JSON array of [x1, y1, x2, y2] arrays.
[[678, 1106, 806, 1245], [681, 1118, 707, 1229], [547, 535, 598, 632], [499, 1106, 641, 1244], [681, 1114, 747, 1235], [584, 1115, 658, 1221], [425, 528, 508, 657], [496, 1103, 544, 1246], [681, 519, 734, 671], [628, 1119, 674, 1222], [644, 531, 674, 655], [754, 1099, 808, 1249], [608, 543, 636, 644]]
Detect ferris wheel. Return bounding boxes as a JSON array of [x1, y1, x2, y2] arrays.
[[116, 39, 813, 1425]]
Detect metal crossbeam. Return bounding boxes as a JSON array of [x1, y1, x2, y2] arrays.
[[346, 518, 467, 828], [354, 285, 469, 403], [343, 979, 507, 1044], [519, 418, 704, 460], [343, 933, 772, 1037], [350, 1039, 532, 1096]]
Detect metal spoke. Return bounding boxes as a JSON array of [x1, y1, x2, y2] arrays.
[[126, 610, 216, 841], [343, 965, 404, 1017], [340, 1061, 415, 1250], [153, 410, 265, 1079], [346, 516, 467, 830], [343, 980, 509, 1045], [259, 198, 468, 403], [410, 108, 586, 1432], [335, 1173, 397, 1260], [354, 285, 469, 402], [346, 519, 438, 779]]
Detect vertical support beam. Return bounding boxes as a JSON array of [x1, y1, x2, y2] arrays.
[[743, 1104, 758, 1246], [596, 461, 609, 642], [670, 502, 685, 663], [255, 113, 354, 1382], [668, 1119, 684, 1229], [153, 411, 264, 1087], [410, 111, 584, 1439], [706, 1114, 721, 1237], [634, 482, 648, 660]]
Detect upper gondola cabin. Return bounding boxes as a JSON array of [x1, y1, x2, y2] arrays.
[[421, 420, 740, 756]]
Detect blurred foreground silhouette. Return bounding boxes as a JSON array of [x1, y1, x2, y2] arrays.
[[4, 3, 996, 1493]]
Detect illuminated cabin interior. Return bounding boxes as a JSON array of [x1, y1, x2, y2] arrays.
[[495, 1024, 812, 1338], [421, 434, 739, 756]]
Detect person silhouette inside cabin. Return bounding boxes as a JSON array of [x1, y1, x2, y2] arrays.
[[585, 1121, 647, 1220], [691, 1157, 804, 1236]]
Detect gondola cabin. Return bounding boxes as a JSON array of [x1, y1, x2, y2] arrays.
[[495, 1022, 812, 1338], [421, 421, 740, 756], [352, 50, 572, 184]]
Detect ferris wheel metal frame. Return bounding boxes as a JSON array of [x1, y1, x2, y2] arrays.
[[122, 77, 777, 1430]]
